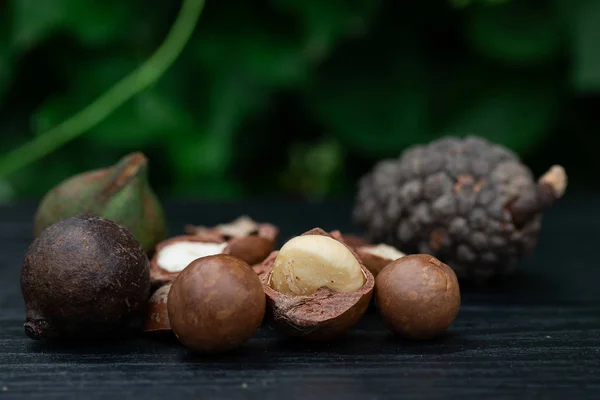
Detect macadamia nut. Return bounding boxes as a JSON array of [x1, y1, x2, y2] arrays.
[[271, 235, 365, 296]]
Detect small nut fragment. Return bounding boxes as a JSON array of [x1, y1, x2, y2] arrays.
[[157, 242, 227, 273], [259, 228, 374, 341], [144, 284, 172, 334], [184, 216, 279, 266], [150, 235, 226, 289], [271, 235, 365, 296], [357, 243, 405, 277]]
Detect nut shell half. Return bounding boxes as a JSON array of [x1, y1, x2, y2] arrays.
[[150, 235, 226, 290], [357, 244, 406, 277], [144, 283, 172, 334], [259, 228, 374, 341], [185, 216, 278, 265]]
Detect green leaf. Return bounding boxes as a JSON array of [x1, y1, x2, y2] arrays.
[[279, 139, 345, 199], [0, 179, 15, 204], [568, 0, 600, 91], [64, 0, 134, 46], [193, 9, 310, 88], [451, 0, 512, 7], [274, 0, 382, 57], [10, 0, 68, 50], [0, 32, 12, 103], [438, 77, 559, 153], [467, 1, 562, 66], [10, 0, 132, 50], [309, 41, 430, 157]]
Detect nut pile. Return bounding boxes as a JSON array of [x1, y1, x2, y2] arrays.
[[23, 134, 567, 353], [21, 213, 460, 352]]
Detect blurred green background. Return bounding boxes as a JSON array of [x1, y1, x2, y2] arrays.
[[0, 0, 599, 203]]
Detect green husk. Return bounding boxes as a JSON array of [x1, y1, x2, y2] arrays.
[[33, 152, 167, 253]]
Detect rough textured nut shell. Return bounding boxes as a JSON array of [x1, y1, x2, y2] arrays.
[[167, 255, 265, 353], [375, 254, 460, 340], [21, 215, 150, 340], [354, 136, 567, 282]]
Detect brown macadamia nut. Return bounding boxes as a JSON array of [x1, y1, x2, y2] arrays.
[[167, 255, 265, 353], [375, 254, 460, 340]]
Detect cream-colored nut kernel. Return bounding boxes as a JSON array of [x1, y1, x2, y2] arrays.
[[362, 244, 405, 261], [271, 235, 365, 296], [217, 216, 259, 238], [157, 242, 227, 272]]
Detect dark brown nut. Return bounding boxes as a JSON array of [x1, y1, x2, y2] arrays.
[[259, 228, 374, 341], [21, 215, 150, 340], [357, 244, 406, 277], [375, 254, 460, 340], [144, 284, 172, 334], [167, 255, 265, 353], [184, 216, 279, 265], [150, 235, 227, 289]]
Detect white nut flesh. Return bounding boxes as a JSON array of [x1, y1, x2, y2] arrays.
[[157, 242, 227, 273], [362, 244, 405, 261], [271, 235, 365, 296], [217, 216, 258, 238]]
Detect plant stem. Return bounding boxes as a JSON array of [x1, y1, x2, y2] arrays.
[[0, 0, 206, 179]]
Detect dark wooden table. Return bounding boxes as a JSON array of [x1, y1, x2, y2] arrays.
[[1, 198, 599, 399]]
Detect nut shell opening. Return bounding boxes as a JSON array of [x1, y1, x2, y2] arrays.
[[357, 244, 406, 277], [258, 228, 374, 340], [150, 235, 225, 289]]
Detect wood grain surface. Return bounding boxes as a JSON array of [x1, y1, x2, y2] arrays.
[[1, 198, 599, 399]]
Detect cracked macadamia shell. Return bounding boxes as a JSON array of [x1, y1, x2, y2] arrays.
[[260, 228, 374, 341], [184, 216, 279, 265], [357, 244, 406, 277], [150, 235, 227, 289], [144, 283, 172, 334], [375, 254, 460, 340], [167, 255, 265, 353]]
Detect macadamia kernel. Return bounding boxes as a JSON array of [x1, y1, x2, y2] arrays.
[[362, 244, 405, 260], [157, 242, 227, 273], [271, 235, 365, 296]]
